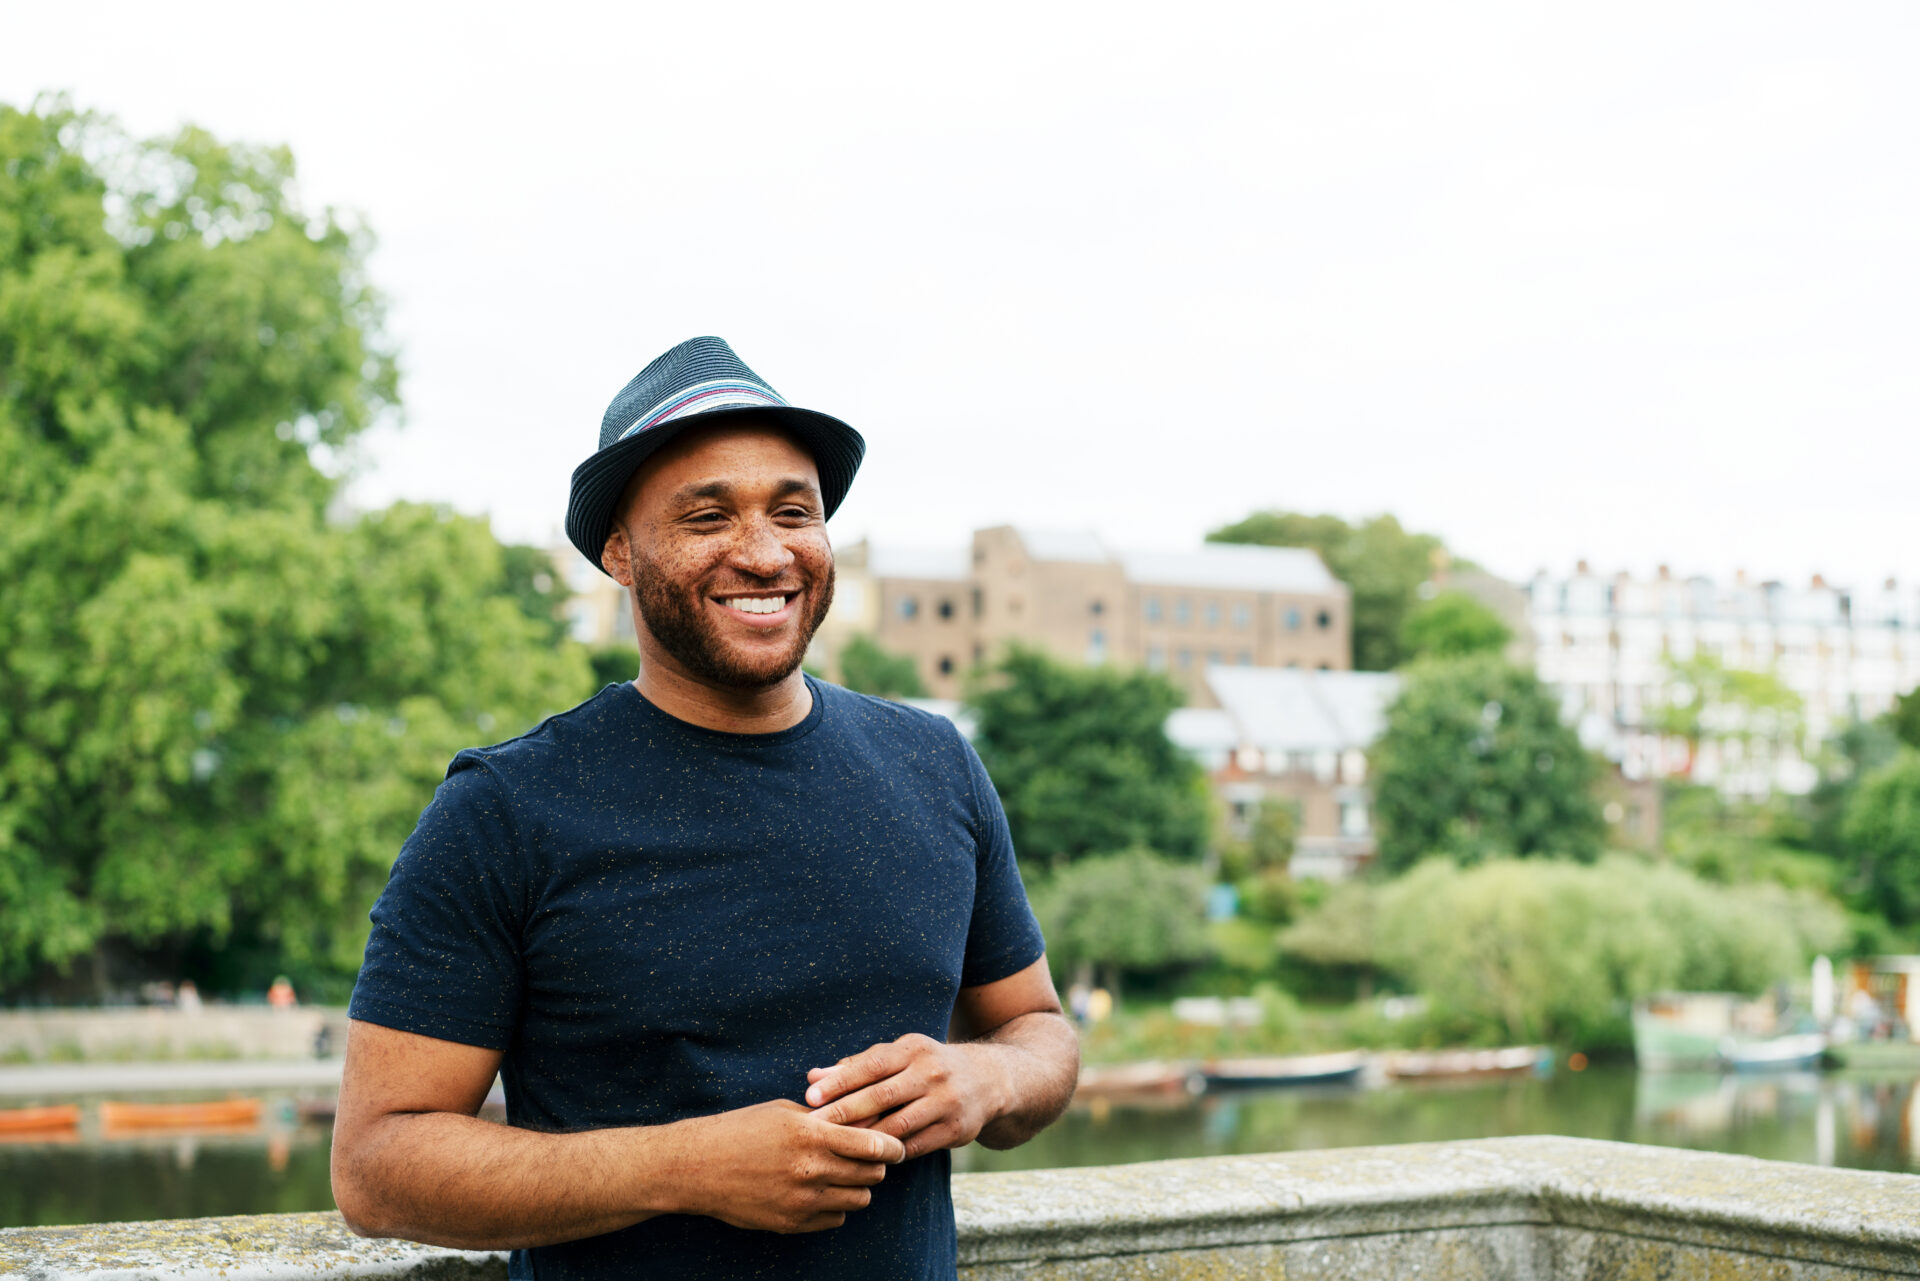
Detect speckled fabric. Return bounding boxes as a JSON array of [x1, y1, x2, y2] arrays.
[[349, 677, 1045, 1280]]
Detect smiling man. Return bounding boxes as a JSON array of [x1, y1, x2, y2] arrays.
[[329, 337, 1078, 1280]]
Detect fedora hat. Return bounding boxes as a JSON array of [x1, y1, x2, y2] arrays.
[[566, 336, 865, 570]]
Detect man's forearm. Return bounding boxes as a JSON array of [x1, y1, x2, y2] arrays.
[[334, 1111, 684, 1250], [964, 1010, 1079, 1149]]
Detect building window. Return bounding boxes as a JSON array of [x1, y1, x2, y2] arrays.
[[972, 643, 984, 663], [1090, 599, 1105, 617], [1207, 650, 1222, 666], [1175, 599, 1192, 625], [1316, 609, 1331, 630], [1147, 646, 1166, 669], [1204, 602, 1221, 627], [938, 655, 954, 676], [1177, 648, 1193, 668], [1285, 607, 1302, 630], [1232, 603, 1250, 628], [971, 587, 983, 618], [1145, 596, 1163, 622], [1236, 651, 1252, 666], [937, 598, 954, 620], [1087, 628, 1107, 664], [898, 596, 919, 620], [1317, 662, 1331, 671]]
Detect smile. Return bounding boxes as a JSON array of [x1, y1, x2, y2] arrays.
[[713, 593, 797, 621]]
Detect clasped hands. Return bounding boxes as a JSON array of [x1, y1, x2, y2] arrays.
[[683, 1033, 1004, 1235]]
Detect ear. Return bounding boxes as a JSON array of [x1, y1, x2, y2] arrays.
[[600, 522, 634, 586]]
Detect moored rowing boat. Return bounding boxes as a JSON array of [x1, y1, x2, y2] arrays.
[[100, 1098, 263, 1130]]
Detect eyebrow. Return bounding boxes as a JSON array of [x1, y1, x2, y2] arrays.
[[670, 476, 821, 506]]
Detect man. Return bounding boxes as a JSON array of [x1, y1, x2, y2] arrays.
[[330, 337, 1079, 1279]]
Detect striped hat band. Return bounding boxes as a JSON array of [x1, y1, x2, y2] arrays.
[[619, 378, 789, 440]]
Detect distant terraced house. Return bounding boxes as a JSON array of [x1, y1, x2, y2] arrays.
[[814, 525, 1352, 705]]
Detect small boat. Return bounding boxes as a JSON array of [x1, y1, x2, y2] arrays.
[[1075, 1060, 1194, 1099], [1385, 1046, 1550, 1081], [100, 1098, 264, 1131], [1720, 1032, 1826, 1072], [1195, 1050, 1367, 1091], [0, 1104, 81, 1134]]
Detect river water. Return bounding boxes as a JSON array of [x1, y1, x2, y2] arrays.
[[3, 1066, 1915, 1228]]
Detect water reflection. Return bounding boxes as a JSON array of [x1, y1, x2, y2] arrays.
[[2, 1068, 1915, 1227]]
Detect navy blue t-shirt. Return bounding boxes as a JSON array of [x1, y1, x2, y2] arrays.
[[349, 677, 1045, 1280]]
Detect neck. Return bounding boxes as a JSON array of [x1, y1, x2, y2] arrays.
[[630, 647, 813, 734]]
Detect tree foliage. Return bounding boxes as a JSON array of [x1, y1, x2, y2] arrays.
[[837, 633, 927, 699], [1206, 510, 1446, 671], [0, 100, 588, 994], [1843, 749, 1920, 926], [1031, 847, 1211, 988], [1370, 655, 1603, 872], [968, 646, 1208, 870], [1375, 856, 1848, 1048], [1653, 653, 1805, 767], [1890, 689, 1920, 753], [1399, 590, 1511, 661]]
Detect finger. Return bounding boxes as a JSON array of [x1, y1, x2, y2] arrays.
[[813, 1157, 889, 1187], [901, 1121, 962, 1161], [821, 1120, 907, 1164], [793, 1212, 849, 1233], [810, 1183, 875, 1213], [873, 1099, 941, 1141], [806, 1043, 909, 1106], [817, 1073, 919, 1126]]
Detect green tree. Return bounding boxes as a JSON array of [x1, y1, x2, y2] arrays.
[[1370, 655, 1603, 872], [1843, 749, 1920, 926], [1031, 847, 1211, 991], [968, 646, 1208, 870], [1276, 880, 1381, 999], [499, 545, 572, 646], [1890, 689, 1920, 752], [0, 100, 588, 994], [1220, 800, 1301, 922], [1206, 510, 1447, 671], [1399, 590, 1511, 661], [837, 633, 927, 699], [1653, 653, 1805, 778], [1375, 856, 1848, 1048]]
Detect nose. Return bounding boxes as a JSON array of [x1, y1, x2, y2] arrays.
[[729, 514, 795, 580]]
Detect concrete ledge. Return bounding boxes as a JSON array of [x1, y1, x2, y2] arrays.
[[3, 1137, 1917, 1279]]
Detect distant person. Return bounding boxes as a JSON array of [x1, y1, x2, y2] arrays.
[[266, 976, 296, 1008], [176, 980, 202, 1014], [329, 337, 1078, 1280]]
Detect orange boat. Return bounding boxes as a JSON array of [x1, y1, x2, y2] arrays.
[[0, 1104, 81, 1134], [100, 1098, 263, 1131]]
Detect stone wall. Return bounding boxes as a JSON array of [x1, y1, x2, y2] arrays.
[[3, 1137, 1917, 1279], [0, 1007, 349, 1064]]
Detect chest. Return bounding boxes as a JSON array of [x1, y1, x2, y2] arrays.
[[519, 758, 981, 1036]]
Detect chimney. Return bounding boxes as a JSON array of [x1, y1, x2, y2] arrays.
[[1735, 568, 1748, 585], [1811, 573, 1827, 590], [1657, 564, 1671, 580], [1575, 559, 1590, 575]]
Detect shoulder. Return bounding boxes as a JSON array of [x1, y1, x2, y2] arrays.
[[812, 679, 971, 752], [444, 683, 632, 791]]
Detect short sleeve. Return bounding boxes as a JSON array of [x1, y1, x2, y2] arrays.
[[348, 755, 526, 1050], [956, 734, 1047, 988]]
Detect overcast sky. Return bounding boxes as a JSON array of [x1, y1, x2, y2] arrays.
[[8, 2, 1916, 590]]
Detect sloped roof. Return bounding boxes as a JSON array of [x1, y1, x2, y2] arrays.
[[1203, 666, 1401, 753], [1165, 707, 1239, 755], [867, 546, 971, 581], [1120, 543, 1338, 594], [1012, 528, 1112, 564]]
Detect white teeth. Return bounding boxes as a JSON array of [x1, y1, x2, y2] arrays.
[[728, 596, 788, 615]]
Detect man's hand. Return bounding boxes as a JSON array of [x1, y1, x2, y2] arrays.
[[673, 1099, 905, 1234], [804, 1034, 1008, 1160]]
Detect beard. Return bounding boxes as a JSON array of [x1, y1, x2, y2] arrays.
[[630, 549, 835, 691]]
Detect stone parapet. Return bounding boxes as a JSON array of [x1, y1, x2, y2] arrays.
[[3, 1136, 1917, 1279]]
